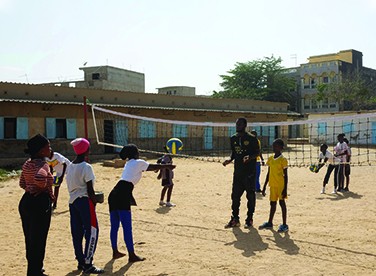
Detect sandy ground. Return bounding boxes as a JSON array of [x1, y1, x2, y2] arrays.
[[0, 158, 375, 276]]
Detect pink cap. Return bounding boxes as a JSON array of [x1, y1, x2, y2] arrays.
[[71, 138, 90, 155]]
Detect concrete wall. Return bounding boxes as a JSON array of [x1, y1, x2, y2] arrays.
[[76, 66, 145, 93], [158, 86, 196, 96], [0, 82, 289, 113]]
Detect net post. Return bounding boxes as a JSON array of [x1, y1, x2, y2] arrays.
[[83, 96, 89, 163]]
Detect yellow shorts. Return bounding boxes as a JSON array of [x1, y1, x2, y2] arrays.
[[269, 185, 287, 202]]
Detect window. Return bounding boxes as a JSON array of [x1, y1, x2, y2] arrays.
[[92, 73, 100, 80], [323, 76, 329, 83], [311, 99, 317, 109], [4, 118, 16, 139], [321, 98, 328, 108], [0, 117, 29, 140], [138, 120, 156, 138], [46, 118, 76, 139], [173, 124, 188, 138], [56, 119, 67, 138], [304, 98, 310, 109]]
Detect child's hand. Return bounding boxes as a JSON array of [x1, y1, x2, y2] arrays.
[[262, 189, 266, 196], [222, 160, 231, 166], [243, 155, 250, 163]]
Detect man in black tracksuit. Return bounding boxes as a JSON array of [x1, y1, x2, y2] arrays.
[[223, 117, 260, 228]]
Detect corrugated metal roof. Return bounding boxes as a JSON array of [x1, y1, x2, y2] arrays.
[[0, 98, 300, 116]]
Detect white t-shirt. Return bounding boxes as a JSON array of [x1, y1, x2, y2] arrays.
[[66, 162, 95, 204], [120, 159, 149, 185], [334, 142, 349, 163], [319, 150, 340, 165], [46, 152, 71, 177]]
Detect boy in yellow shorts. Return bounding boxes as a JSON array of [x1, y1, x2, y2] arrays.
[[259, 138, 289, 233]]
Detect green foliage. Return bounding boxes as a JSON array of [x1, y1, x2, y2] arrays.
[[0, 168, 21, 182], [315, 70, 376, 111], [212, 56, 297, 108]]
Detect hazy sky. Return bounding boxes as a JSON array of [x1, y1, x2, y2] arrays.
[[1, 0, 376, 95]]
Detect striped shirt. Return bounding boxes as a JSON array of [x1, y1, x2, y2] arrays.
[[19, 159, 54, 199]]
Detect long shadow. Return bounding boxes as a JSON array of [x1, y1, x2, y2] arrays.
[[224, 227, 268, 257], [315, 191, 363, 201], [267, 229, 300, 255], [329, 191, 363, 201], [103, 258, 134, 275], [155, 206, 171, 214]]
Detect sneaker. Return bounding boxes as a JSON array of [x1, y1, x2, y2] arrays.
[[166, 202, 176, 207], [224, 217, 240, 228], [331, 189, 337, 194], [84, 265, 104, 274], [320, 187, 325, 194], [278, 224, 289, 233], [159, 201, 165, 206], [244, 218, 253, 229], [343, 187, 349, 192], [258, 222, 273, 229]]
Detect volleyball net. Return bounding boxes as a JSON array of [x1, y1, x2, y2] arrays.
[[91, 104, 376, 166]]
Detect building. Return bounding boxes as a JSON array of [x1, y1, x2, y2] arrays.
[[41, 65, 145, 93], [157, 86, 195, 96], [288, 49, 376, 114], [0, 82, 297, 166]]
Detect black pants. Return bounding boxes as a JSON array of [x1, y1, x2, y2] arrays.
[[108, 180, 136, 212], [231, 173, 256, 220], [323, 164, 339, 188], [19, 192, 52, 276]]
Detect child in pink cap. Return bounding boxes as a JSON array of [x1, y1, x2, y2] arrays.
[[71, 138, 90, 155], [66, 138, 104, 274]]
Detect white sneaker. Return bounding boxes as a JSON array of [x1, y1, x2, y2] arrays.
[[159, 201, 165, 206], [166, 202, 176, 207], [331, 189, 337, 194], [321, 188, 325, 194]]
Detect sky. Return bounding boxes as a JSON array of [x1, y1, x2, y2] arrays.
[[1, 0, 376, 95]]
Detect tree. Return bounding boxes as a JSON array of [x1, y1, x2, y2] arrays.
[[212, 56, 297, 109], [316, 70, 376, 111]]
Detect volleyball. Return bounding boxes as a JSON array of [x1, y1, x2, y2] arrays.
[[166, 138, 183, 154], [309, 164, 318, 173]]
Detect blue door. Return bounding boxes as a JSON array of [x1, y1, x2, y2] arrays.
[[372, 122, 376, 145], [115, 120, 128, 152], [204, 127, 213, 150]]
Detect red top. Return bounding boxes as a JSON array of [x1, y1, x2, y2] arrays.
[[19, 159, 54, 199]]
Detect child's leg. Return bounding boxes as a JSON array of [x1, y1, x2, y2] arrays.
[[166, 185, 174, 202], [160, 186, 168, 202], [268, 201, 277, 224], [279, 200, 287, 225], [118, 210, 145, 262], [323, 165, 334, 187], [110, 211, 126, 259], [334, 165, 339, 190], [53, 186, 60, 208]]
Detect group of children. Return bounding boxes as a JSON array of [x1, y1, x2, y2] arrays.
[[20, 130, 352, 274], [20, 134, 176, 275], [316, 133, 352, 194]]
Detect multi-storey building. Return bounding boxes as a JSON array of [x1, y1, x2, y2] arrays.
[[289, 49, 376, 114]]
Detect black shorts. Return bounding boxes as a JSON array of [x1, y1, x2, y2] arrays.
[[162, 179, 173, 187], [108, 180, 137, 212], [345, 164, 351, 176]]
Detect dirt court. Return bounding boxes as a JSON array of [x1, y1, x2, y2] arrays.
[[1, 158, 375, 276]]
